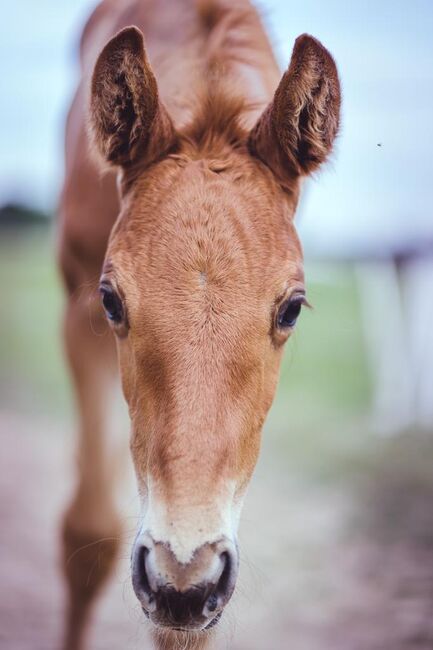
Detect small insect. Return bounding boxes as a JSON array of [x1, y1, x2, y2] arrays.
[[377, 143, 382, 147]]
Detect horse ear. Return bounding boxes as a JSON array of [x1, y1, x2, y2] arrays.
[[90, 26, 176, 168], [248, 34, 341, 187]]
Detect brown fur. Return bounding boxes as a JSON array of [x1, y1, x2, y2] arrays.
[[59, 1, 340, 648], [249, 33, 341, 184], [90, 26, 177, 167]]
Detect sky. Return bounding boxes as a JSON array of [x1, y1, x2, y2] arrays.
[[2, 0, 433, 255]]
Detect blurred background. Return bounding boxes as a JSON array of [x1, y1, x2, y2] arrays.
[[1, 1, 433, 649]]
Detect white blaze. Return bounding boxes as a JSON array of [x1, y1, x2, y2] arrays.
[[137, 477, 244, 564]]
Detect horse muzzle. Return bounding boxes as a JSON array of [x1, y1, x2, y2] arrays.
[[131, 535, 239, 630]]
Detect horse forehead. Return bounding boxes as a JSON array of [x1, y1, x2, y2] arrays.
[[111, 159, 301, 303], [126, 156, 276, 234], [128, 178, 289, 270]]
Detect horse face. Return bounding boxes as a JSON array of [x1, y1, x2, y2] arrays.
[[90, 27, 339, 631], [101, 156, 304, 628]]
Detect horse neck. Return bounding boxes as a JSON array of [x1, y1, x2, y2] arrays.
[[137, 0, 281, 130], [81, 0, 281, 133]]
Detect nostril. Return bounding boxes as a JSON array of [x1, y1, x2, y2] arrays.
[[138, 545, 150, 590], [205, 592, 218, 613], [215, 551, 232, 600], [133, 545, 156, 611], [204, 550, 236, 617]]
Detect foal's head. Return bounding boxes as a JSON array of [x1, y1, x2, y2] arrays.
[[90, 27, 340, 631]]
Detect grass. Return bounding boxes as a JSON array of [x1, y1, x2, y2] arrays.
[[267, 262, 371, 472], [0, 228, 68, 416]]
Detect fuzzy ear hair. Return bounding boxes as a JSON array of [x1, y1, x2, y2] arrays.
[[248, 34, 341, 187], [90, 26, 177, 168]]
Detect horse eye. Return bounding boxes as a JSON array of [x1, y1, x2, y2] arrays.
[[100, 285, 123, 323], [276, 296, 304, 329]]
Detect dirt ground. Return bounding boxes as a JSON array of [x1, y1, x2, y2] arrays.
[[2, 409, 433, 650]]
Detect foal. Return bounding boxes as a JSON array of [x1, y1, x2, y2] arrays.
[[59, 0, 340, 648]]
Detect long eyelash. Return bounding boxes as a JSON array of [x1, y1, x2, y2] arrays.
[[300, 296, 313, 310], [276, 291, 310, 309]]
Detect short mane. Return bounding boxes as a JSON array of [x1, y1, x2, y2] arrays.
[[181, 0, 269, 151]]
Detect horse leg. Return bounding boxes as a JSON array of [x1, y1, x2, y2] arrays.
[[61, 292, 122, 650]]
